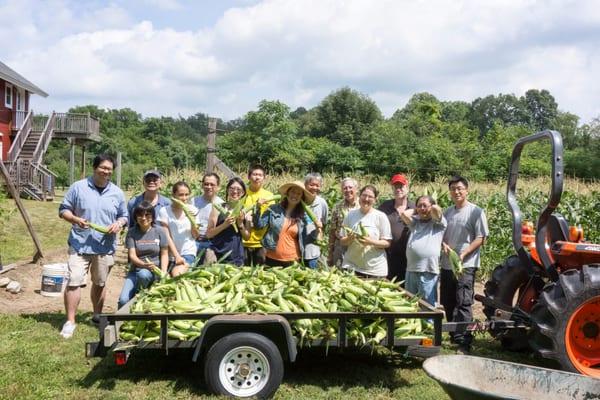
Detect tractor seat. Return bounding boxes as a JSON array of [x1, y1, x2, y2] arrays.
[[547, 213, 570, 244]]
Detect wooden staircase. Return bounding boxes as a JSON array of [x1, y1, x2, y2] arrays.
[[2, 111, 100, 201]]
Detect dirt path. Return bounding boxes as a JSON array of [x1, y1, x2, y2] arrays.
[[0, 246, 128, 315]]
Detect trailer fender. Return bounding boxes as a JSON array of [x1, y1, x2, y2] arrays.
[[192, 314, 297, 363]]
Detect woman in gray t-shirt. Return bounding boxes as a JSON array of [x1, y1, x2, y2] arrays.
[[118, 201, 168, 309], [401, 195, 447, 306]]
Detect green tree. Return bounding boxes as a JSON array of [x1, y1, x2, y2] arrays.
[[311, 87, 383, 147], [522, 89, 558, 131], [469, 94, 530, 135]]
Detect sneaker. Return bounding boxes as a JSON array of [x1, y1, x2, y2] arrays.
[[91, 314, 100, 325], [60, 321, 76, 339]]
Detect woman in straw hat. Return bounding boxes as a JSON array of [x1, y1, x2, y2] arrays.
[[254, 181, 320, 267]]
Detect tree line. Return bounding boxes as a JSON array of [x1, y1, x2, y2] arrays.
[[45, 87, 600, 187]]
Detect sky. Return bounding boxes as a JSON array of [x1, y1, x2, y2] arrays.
[[2, 0, 600, 123]]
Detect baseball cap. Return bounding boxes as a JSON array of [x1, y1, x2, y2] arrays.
[[390, 174, 408, 186], [143, 170, 161, 179]]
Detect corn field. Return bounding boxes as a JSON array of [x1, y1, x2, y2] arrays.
[[149, 170, 600, 278]]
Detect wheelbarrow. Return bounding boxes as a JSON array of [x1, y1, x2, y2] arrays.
[[423, 355, 599, 400]]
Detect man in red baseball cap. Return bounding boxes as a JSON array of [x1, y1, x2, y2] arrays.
[[378, 173, 414, 283]]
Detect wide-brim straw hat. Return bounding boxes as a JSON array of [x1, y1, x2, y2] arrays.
[[278, 180, 316, 204]]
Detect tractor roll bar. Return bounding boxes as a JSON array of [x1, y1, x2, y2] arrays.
[[507, 130, 564, 272]]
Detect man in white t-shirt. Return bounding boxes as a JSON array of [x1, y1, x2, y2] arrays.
[[192, 173, 223, 263]]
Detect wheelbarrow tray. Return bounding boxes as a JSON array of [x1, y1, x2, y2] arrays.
[[423, 355, 599, 400]]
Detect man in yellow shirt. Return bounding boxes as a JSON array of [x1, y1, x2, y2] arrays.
[[243, 164, 273, 265]]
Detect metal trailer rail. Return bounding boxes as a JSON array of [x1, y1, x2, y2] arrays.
[[87, 299, 443, 358]]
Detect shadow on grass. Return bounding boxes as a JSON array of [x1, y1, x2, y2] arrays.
[[79, 344, 426, 397], [79, 349, 211, 396], [26, 311, 100, 331]]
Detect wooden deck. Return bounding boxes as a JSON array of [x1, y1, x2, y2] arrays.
[[13, 111, 101, 142]]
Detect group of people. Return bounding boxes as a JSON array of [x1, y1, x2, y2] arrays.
[[58, 154, 488, 354], [323, 173, 488, 353]]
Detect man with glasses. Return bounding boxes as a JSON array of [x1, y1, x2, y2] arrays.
[[58, 154, 128, 339], [192, 173, 223, 263], [440, 176, 489, 354], [127, 170, 171, 228]]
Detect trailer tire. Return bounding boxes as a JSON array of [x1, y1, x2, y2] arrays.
[[483, 256, 533, 351], [204, 332, 284, 398], [529, 265, 600, 378]]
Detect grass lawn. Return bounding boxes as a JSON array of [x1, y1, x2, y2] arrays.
[[0, 195, 70, 265], [0, 191, 557, 399], [0, 311, 555, 400]]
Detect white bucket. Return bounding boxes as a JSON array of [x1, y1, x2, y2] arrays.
[[41, 263, 68, 297]]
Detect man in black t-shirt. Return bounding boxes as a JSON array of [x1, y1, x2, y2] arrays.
[[378, 174, 414, 283]]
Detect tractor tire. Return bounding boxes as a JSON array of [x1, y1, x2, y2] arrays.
[[483, 256, 532, 351], [529, 265, 600, 378]]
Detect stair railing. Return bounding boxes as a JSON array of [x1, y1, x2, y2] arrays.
[[32, 112, 56, 165], [7, 110, 33, 164]]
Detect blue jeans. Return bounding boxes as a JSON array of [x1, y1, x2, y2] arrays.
[[405, 271, 439, 307], [303, 258, 318, 269], [118, 268, 155, 309], [196, 240, 212, 264]]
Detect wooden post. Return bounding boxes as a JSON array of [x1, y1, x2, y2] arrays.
[[81, 144, 86, 179], [69, 139, 75, 184], [0, 161, 44, 262], [206, 117, 217, 174], [116, 152, 122, 187]]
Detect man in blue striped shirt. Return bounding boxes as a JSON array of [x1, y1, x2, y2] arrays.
[[58, 154, 128, 339]]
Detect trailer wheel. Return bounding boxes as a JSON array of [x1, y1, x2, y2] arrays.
[[530, 265, 600, 378], [482, 256, 532, 351], [204, 332, 283, 398]]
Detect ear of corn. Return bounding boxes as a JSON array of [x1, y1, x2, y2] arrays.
[[88, 222, 110, 234], [242, 194, 282, 213], [170, 197, 199, 230], [448, 248, 464, 277], [119, 265, 430, 349], [301, 200, 319, 224]]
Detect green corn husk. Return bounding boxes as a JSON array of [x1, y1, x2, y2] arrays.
[[242, 194, 282, 213], [88, 222, 110, 234], [120, 265, 431, 350], [448, 248, 464, 277], [171, 197, 199, 230], [301, 200, 318, 224]]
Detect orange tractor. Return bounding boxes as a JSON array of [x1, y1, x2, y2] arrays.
[[480, 130, 600, 378]]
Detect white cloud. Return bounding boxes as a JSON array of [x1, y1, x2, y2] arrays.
[[6, 0, 600, 123]]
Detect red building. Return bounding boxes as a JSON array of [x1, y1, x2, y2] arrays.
[[0, 61, 48, 161], [1, 61, 100, 200]]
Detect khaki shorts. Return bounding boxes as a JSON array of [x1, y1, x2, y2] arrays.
[[67, 247, 114, 287]]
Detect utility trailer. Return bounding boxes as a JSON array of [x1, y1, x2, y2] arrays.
[[86, 300, 443, 398]]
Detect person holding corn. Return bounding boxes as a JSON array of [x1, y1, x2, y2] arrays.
[[302, 173, 328, 268], [327, 177, 360, 267], [400, 195, 446, 306], [242, 164, 273, 266], [254, 181, 319, 267], [206, 177, 251, 266], [58, 154, 128, 339], [340, 185, 392, 277], [440, 175, 489, 354], [117, 201, 168, 308]]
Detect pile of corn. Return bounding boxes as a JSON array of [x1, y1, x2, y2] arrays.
[[119, 265, 430, 347]]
